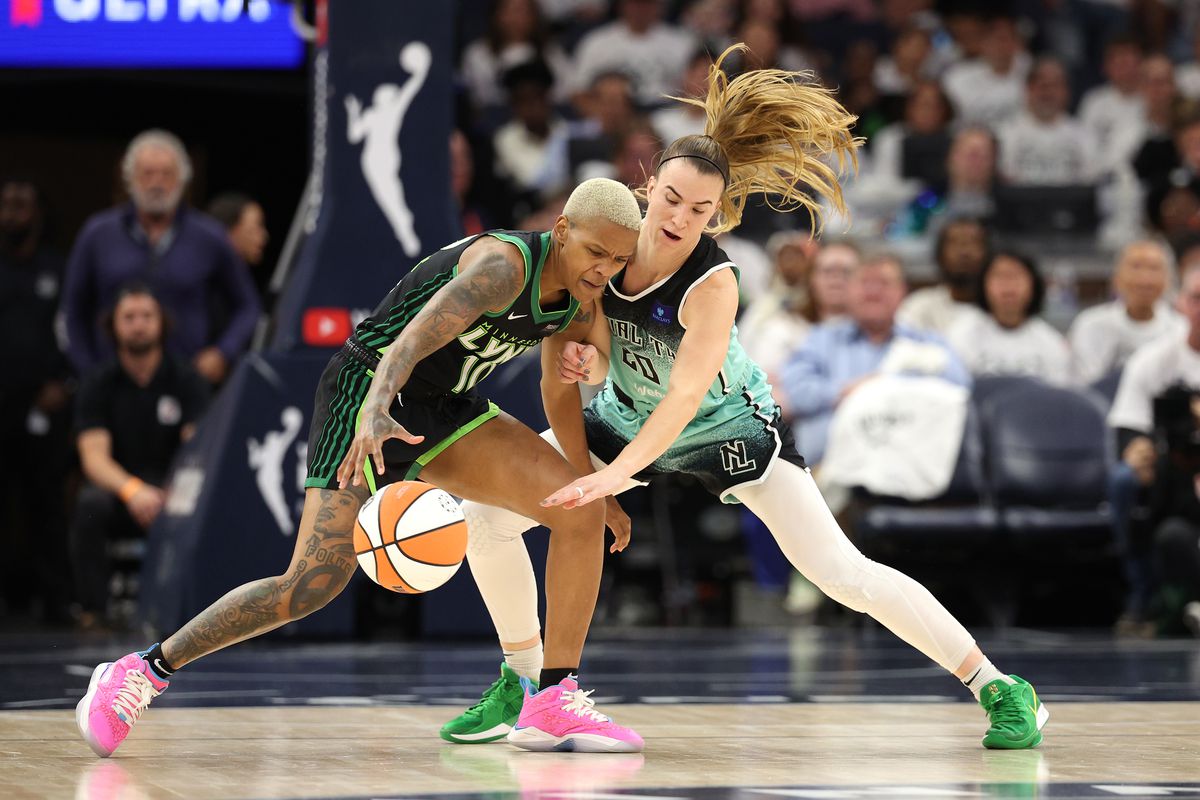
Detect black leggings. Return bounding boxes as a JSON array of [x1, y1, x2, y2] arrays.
[[68, 483, 144, 615]]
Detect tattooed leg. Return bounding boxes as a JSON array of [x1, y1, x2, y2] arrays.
[[162, 485, 367, 668]]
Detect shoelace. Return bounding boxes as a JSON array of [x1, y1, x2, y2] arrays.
[[986, 690, 1026, 728], [560, 688, 609, 723], [466, 676, 508, 715], [111, 669, 160, 725]]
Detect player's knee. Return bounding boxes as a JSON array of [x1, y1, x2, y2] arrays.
[[816, 577, 872, 613], [544, 500, 605, 539], [278, 562, 354, 621], [462, 501, 526, 554], [809, 558, 880, 614]]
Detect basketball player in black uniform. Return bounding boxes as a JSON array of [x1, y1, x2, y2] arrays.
[[460, 46, 1048, 753], [74, 178, 642, 758]]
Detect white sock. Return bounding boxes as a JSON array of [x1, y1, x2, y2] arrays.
[[963, 658, 1014, 700], [503, 642, 543, 681]]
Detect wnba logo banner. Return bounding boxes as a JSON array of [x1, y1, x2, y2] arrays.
[[140, 0, 466, 639], [268, 0, 459, 353]]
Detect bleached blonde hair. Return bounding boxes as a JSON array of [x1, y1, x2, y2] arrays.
[[562, 177, 642, 232], [642, 43, 861, 234]]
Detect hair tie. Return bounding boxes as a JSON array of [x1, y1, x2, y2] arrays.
[[658, 153, 729, 185]]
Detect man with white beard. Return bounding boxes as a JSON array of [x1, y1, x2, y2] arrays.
[[63, 129, 260, 384]]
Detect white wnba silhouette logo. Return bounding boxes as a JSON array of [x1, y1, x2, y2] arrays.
[[248, 407, 305, 535], [345, 42, 431, 258]]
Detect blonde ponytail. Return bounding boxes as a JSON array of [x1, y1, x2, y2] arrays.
[[645, 44, 861, 234]]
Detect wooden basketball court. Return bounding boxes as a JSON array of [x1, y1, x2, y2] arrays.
[[3, 630, 1199, 799]]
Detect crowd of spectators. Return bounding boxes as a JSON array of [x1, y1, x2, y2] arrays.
[[0, 129, 266, 630], [13, 0, 1200, 634], [443, 0, 1200, 633]]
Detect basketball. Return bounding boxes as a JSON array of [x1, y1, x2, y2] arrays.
[[352, 481, 467, 594]]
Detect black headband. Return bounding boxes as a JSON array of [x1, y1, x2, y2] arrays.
[[658, 153, 729, 185]]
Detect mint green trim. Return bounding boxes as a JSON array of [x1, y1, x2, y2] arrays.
[[483, 232, 531, 317], [403, 402, 500, 480]]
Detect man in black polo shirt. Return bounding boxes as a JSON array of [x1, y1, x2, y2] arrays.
[[71, 284, 210, 628]]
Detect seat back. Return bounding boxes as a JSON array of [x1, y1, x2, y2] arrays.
[[1089, 366, 1123, 407], [940, 402, 986, 503], [979, 381, 1109, 508]]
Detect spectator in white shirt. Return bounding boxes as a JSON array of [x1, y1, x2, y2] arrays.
[[941, 14, 1030, 128], [743, 238, 859, 409], [940, 126, 999, 221], [740, 234, 820, 375], [1129, 55, 1181, 188], [1145, 113, 1200, 241], [899, 217, 989, 335], [998, 57, 1098, 186], [1176, 26, 1200, 100], [610, 121, 662, 187], [1078, 34, 1145, 174], [873, 25, 935, 98], [947, 250, 1072, 383], [493, 60, 566, 197], [681, 0, 735, 49], [459, 0, 571, 109], [941, 6, 987, 67], [868, 80, 954, 186], [732, 19, 777, 74], [1107, 259, 1200, 627], [537, 71, 637, 194], [650, 49, 713, 147], [730, 0, 815, 75], [570, 0, 695, 106], [1070, 239, 1186, 385]]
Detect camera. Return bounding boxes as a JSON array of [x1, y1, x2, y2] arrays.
[[1153, 384, 1200, 463]]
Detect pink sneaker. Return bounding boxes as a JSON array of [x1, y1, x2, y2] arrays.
[[75, 652, 169, 757], [506, 676, 643, 753]]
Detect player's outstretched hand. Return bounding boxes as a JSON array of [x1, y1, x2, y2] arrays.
[[605, 496, 631, 553], [336, 405, 425, 489], [542, 466, 625, 510], [557, 341, 597, 384]]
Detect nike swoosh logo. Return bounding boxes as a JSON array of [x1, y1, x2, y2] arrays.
[[508, 312, 528, 320], [153, 658, 170, 675]]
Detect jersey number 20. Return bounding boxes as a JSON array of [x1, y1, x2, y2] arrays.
[[621, 349, 661, 384]]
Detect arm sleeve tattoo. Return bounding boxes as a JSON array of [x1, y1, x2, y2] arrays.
[[362, 251, 523, 410]]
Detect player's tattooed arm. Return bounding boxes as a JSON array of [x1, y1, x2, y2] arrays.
[[366, 248, 523, 407], [337, 244, 524, 486]]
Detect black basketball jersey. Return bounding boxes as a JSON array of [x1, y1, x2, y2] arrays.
[[603, 233, 745, 416], [353, 230, 578, 394]]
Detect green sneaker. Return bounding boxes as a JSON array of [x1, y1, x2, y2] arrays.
[[440, 663, 533, 744], [979, 675, 1049, 749]]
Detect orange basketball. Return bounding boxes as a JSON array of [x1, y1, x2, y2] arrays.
[[352, 481, 467, 593]]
